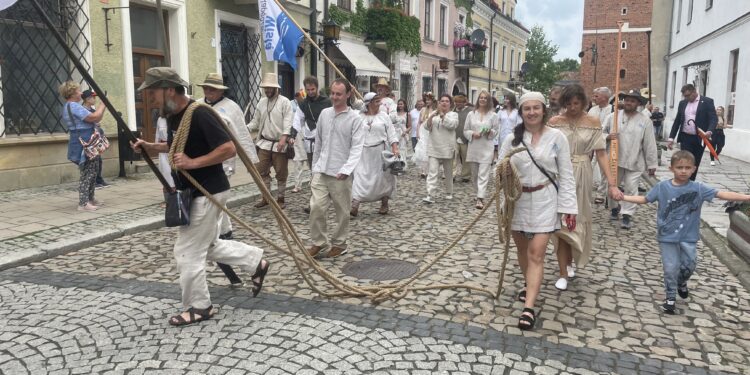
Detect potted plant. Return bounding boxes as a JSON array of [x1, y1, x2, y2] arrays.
[[728, 202, 750, 263]]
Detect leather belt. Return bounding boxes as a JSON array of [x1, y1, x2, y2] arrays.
[[522, 180, 552, 193]]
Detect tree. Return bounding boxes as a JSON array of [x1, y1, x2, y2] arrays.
[[555, 58, 580, 72], [523, 26, 561, 93]]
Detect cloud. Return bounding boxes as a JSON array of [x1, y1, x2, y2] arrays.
[[516, 0, 584, 61]]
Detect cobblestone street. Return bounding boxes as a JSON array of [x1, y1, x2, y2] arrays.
[[1, 166, 749, 374]]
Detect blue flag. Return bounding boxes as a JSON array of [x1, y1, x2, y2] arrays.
[[258, 0, 304, 70]]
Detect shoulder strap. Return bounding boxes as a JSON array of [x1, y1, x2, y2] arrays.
[[520, 139, 559, 191], [66, 103, 77, 130]]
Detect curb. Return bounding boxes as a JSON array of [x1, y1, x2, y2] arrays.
[[642, 173, 750, 291], [0, 181, 299, 271]]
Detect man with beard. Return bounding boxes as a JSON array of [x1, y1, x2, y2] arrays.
[[292, 76, 332, 214], [248, 73, 294, 209], [131, 67, 270, 326], [604, 89, 658, 229], [548, 86, 563, 116], [588, 87, 613, 204], [375, 78, 398, 125]]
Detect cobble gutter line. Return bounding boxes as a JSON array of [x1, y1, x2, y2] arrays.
[[0, 267, 730, 375], [0, 181, 303, 272], [642, 173, 750, 291]]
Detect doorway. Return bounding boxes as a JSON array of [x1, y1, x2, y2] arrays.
[[278, 62, 295, 100]]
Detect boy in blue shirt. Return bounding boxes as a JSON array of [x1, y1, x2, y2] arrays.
[[617, 150, 750, 314]]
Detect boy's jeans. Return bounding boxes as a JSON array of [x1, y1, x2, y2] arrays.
[[659, 242, 697, 300]]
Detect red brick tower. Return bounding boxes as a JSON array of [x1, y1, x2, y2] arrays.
[[580, 0, 653, 98]]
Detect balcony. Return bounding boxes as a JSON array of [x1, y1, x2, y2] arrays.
[[453, 39, 486, 68]]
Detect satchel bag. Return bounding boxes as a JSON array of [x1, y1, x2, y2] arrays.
[[285, 143, 295, 159], [79, 130, 110, 159], [164, 188, 193, 227]]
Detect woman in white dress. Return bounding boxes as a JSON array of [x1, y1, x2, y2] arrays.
[[351, 93, 400, 216], [415, 93, 437, 178], [498, 92, 578, 330], [464, 90, 499, 209], [395, 99, 412, 156], [422, 94, 459, 203]]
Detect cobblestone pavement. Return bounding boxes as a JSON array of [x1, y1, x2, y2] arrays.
[[1, 168, 749, 374]]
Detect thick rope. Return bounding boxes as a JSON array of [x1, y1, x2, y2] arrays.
[[492, 147, 525, 298], [169, 104, 525, 303]]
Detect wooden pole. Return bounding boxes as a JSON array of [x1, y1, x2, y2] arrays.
[[609, 22, 624, 185], [270, 0, 363, 99]]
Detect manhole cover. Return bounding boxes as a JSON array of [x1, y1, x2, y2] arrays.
[[341, 258, 420, 281]]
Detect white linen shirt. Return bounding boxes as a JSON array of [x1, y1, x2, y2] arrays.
[[379, 97, 398, 125], [464, 110, 499, 164], [361, 112, 399, 147], [247, 95, 293, 152], [312, 107, 366, 177], [603, 110, 658, 172], [426, 111, 459, 159]]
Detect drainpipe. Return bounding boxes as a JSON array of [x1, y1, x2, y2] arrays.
[[487, 11, 497, 91], [664, 0, 675, 109]]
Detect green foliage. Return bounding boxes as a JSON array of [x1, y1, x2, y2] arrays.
[[523, 26, 561, 93], [364, 7, 421, 56], [348, 0, 367, 35], [328, 5, 350, 29], [555, 58, 580, 72]]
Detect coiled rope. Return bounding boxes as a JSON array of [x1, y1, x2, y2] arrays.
[[169, 102, 525, 302]]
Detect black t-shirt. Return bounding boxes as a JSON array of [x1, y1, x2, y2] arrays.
[[167, 101, 231, 197]]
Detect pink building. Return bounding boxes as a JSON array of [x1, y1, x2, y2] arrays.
[[415, 0, 462, 98]]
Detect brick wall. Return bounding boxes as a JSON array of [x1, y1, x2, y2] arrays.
[[580, 0, 653, 98]]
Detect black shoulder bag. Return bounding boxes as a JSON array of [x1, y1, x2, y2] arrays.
[[520, 139, 559, 191]]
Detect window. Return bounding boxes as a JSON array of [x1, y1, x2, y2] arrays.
[[471, 88, 478, 103], [501, 45, 507, 71], [510, 48, 515, 73], [688, 0, 694, 24], [676, 0, 682, 33], [621, 41, 628, 49], [682, 67, 688, 85], [424, 0, 433, 40], [669, 70, 677, 108], [502, 1, 506, 14], [510, 7, 514, 19], [337, 0, 351, 11], [422, 76, 433, 94], [439, 4, 447, 44], [518, 51, 522, 68], [403, 0, 411, 15], [621, 7, 627, 15], [619, 69, 626, 79], [438, 78, 447, 96], [706, 0, 713, 10], [492, 41, 498, 70]]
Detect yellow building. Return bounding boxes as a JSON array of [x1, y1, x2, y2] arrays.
[[455, 0, 528, 104]]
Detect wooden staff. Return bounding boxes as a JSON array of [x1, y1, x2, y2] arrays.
[[609, 22, 624, 185], [271, 0, 363, 100]]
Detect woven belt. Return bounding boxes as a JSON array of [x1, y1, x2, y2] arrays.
[[522, 180, 552, 193]]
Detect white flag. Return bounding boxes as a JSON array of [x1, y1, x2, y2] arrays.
[[257, 0, 303, 70], [0, 0, 18, 12]]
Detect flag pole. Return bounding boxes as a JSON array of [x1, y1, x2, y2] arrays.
[[270, 0, 363, 99], [609, 21, 624, 186]]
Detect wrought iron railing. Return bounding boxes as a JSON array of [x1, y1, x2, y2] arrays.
[[454, 45, 486, 67], [219, 25, 262, 123], [0, 0, 91, 137]]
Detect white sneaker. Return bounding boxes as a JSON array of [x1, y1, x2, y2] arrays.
[[555, 277, 568, 290], [710, 161, 715, 166], [422, 196, 433, 204], [445, 195, 453, 200], [567, 265, 576, 278]]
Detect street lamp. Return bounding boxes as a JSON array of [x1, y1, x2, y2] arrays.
[[322, 19, 341, 44], [579, 43, 599, 82]]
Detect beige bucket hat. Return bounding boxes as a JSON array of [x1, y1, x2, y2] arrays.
[[197, 73, 229, 90]]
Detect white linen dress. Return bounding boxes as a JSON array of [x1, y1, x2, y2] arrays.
[[498, 128, 578, 232], [464, 110, 499, 199], [352, 112, 400, 202]]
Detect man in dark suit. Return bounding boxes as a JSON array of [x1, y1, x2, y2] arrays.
[[668, 84, 718, 180]]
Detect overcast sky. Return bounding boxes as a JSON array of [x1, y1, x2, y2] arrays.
[[516, 0, 584, 61]]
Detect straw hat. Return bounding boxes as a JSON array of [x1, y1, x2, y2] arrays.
[[259, 73, 281, 89], [374, 77, 390, 88], [197, 73, 229, 90]]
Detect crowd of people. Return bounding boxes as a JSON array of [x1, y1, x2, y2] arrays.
[[60, 67, 749, 329]]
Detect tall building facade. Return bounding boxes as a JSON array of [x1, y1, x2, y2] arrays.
[[579, 0, 653, 96]]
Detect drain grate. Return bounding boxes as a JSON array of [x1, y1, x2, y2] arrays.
[[341, 258, 420, 281]]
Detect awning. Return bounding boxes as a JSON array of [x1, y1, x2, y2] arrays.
[[335, 40, 390, 78]]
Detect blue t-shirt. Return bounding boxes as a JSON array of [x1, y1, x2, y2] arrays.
[[61, 102, 95, 130], [645, 180, 718, 243]]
